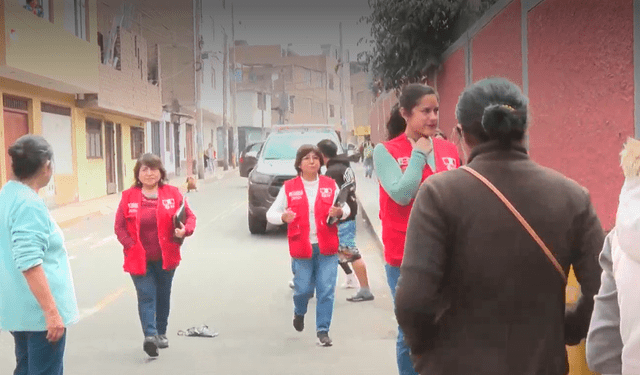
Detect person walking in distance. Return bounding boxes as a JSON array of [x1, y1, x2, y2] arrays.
[[317, 139, 374, 302], [114, 153, 196, 357], [267, 145, 350, 347], [396, 78, 603, 374], [362, 136, 375, 178], [0, 135, 79, 375], [373, 84, 460, 375]]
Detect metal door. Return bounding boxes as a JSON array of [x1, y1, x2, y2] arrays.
[[3, 108, 29, 183]]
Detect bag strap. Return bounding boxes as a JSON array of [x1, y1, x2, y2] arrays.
[[460, 166, 567, 284]]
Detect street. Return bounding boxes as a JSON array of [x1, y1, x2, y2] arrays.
[[0, 174, 398, 375]]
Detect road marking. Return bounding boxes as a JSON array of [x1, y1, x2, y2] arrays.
[[78, 285, 128, 321], [206, 200, 246, 226], [89, 234, 117, 249]]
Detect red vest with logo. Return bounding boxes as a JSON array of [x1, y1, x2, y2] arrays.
[[284, 176, 339, 259], [379, 134, 460, 266]]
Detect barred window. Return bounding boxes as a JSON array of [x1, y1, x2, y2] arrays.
[[86, 118, 102, 159], [130, 127, 145, 159]]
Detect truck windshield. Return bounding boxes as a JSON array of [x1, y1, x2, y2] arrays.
[[262, 132, 342, 160]]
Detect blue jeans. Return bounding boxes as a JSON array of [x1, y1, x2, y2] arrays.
[[386, 264, 419, 375], [338, 220, 356, 248], [12, 330, 66, 375], [291, 244, 338, 332], [131, 261, 176, 337]]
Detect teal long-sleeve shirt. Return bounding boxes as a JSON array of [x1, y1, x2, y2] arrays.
[[0, 181, 79, 331], [373, 143, 435, 206]]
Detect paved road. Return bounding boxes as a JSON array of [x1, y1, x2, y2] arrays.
[[0, 175, 398, 374]]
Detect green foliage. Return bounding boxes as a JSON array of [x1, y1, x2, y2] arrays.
[[359, 0, 497, 92]]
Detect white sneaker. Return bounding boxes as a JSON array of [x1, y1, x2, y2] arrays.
[[341, 274, 359, 289]]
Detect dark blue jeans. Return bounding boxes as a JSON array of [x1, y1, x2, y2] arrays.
[[131, 261, 176, 337], [386, 264, 419, 375], [12, 330, 66, 375]]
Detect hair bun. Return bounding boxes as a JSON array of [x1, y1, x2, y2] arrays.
[[481, 104, 526, 139], [7, 145, 25, 159]]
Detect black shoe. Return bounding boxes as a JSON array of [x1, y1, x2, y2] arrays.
[[143, 336, 159, 357], [293, 314, 304, 332], [156, 334, 169, 349], [317, 331, 332, 347]]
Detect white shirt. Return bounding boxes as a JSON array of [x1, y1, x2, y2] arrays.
[[266, 176, 350, 244]]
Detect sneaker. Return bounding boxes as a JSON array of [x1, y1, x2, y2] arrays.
[[317, 331, 332, 347], [341, 273, 359, 289], [293, 314, 304, 332], [289, 280, 295, 289], [347, 289, 375, 302], [143, 336, 159, 357], [156, 334, 169, 349]]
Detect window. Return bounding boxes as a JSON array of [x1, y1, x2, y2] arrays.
[[64, 0, 87, 41], [329, 104, 335, 118], [289, 96, 295, 114], [304, 70, 311, 86], [130, 127, 145, 159], [86, 118, 102, 159], [329, 77, 334, 90], [23, 0, 50, 20], [257, 92, 267, 111]]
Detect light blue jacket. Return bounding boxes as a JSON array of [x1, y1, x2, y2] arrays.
[[0, 181, 79, 331]]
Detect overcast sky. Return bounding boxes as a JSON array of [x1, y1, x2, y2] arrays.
[[203, 0, 373, 60]]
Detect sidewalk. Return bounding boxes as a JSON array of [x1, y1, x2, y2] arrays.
[[51, 167, 238, 229], [353, 163, 383, 247]]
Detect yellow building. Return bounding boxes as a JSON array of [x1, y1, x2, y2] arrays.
[[0, 0, 162, 207]]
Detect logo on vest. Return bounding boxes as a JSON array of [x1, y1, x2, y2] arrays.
[[162, 198, 175, 210], [441, 157, 457, 171], [127, 202, 139, 214], [319, 188, 333, 198], [288, 190, 303, 200], [397, 157, 410, 170]]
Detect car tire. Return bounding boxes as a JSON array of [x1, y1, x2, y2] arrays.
[[248, 212, 267, 234]]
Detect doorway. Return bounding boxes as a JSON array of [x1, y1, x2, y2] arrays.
[[116, 124, 124, 192], [3, 96, 30, 185], [105, 122, 116, 194], [186, 124, 194, 175], [173, 122, 181, 175]]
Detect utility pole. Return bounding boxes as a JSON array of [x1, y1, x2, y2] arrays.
[[222, 32, 229, 171], [193, 0, 205, 179], [230, 2, 238, 168], [339, 22, 347, 148]]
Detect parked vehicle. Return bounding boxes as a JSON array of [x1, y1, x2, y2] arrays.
[[247, 125, 343, 234], [239, 142, 264, 177]]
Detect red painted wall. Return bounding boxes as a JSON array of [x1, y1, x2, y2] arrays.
[[472, 0, 522, 86], [436, 48, 467, 139], [527, 0, 634, 229]]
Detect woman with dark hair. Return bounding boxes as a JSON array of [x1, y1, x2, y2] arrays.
[[114, 153, 196, 357], [373, 84, 460, 375], [0, 135, 78, 374], [396, 78, 604, 374], [266, 144, 350, 347]]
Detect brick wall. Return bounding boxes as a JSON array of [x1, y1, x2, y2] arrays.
[[97, 29, 162, 120]]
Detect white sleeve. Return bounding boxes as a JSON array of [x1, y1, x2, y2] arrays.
[[266, 186, 287, 225], [333, 183, 351, 219]]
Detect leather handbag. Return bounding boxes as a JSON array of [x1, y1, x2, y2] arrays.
[[460, 166, 567, 284]]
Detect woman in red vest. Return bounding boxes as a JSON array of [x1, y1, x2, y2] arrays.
[[373, 84, 460, 375], [114, 153, 196, 357], [266, 144, 350, 347]]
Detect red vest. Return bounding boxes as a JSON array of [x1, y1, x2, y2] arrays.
[[284, 176, 339, 258], [116, 185, 196, 275], [379, 134, 460, 266]]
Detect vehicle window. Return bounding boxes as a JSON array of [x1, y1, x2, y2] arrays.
[[251, 143, 263, 152], [262, 133, 341, 160]]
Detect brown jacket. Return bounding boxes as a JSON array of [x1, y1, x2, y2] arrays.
[[396, 141, 604, 375]]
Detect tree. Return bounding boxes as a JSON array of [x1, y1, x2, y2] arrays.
[[359, 0, 497, 92]]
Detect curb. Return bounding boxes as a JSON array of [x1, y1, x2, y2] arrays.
[[356, 196, 384, 252]]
